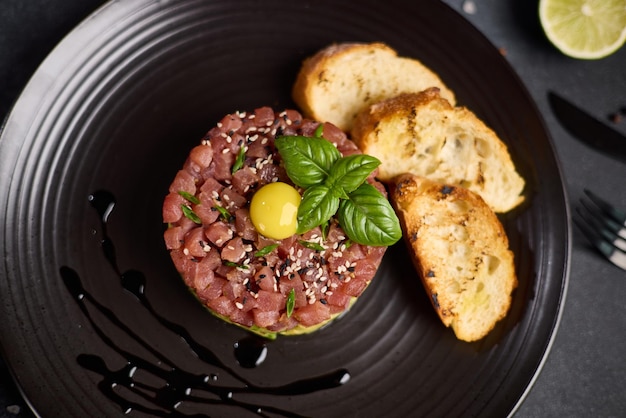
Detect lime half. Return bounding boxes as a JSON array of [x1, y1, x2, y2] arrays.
[[539, 0, 626, 59]]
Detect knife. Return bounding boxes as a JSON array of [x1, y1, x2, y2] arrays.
[[548, 91, 626, 164]]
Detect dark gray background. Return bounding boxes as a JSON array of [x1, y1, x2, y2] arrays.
[[1, 0, 625, 417]]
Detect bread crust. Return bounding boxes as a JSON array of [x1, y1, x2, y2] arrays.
[[390, 174, 517, 342], [292, 42, 455, 132], [351, 88, 525, 213]]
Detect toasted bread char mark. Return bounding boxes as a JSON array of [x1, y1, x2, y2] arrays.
[[351, 88, 525, 213], [292, 42, 455, 132], [391, 174, 517, 342]]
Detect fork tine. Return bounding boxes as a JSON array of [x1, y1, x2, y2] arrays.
[[584, 189, 626, 228], [578, 200, 626, 249], [574, 216, 626, 270], [576, 191, 626, 271]]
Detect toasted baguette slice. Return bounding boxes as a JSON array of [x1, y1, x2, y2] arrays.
[[390, 174, 517, 342], [292, 42, 455, 132], [352, 88, 525, 213]]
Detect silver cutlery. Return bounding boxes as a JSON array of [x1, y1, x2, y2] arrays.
[[575, 189, 626, 271], [548, 92, 626, 164]]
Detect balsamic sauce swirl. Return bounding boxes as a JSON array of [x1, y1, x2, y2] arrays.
[[59, 190, 350, 417]]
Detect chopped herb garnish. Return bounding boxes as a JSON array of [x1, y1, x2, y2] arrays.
[[313, 123, 324, 138], [181, 204, 201, 224], [223, 261, 249, 270], [178, 190, 200, 205], [215, 205, 232, 221], [254, 243, 279, 257], [286, 288, 296, 317], [298, 240, 325, 252], [232, 145, 247, 174]]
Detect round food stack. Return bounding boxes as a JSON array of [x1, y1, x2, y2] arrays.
[[162, 107, 388, 338]]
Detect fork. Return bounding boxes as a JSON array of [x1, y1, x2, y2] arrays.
[[575, 189, 626, 271]]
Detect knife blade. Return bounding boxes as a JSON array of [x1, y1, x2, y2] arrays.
[[548, 91, 626, 164]]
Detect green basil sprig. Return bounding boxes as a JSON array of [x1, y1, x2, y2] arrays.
[[274, 135, 401, 247], [275, 136, 341, 188]]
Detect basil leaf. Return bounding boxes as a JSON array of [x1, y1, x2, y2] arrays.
[[231, 145, 246, 174], [286, 288, 296, 317], [320, 220, 330, 240], [178, 190, 200, 205], [275, 136, 341, 188], [296, 185, 340, 234], [325, 154, 380, 195], [337, 183, 401, 246], [181, 204, 202, 224], [254, 243, 279, 257]]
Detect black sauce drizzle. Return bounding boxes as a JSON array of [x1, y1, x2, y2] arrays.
[[59, 190, 350, 417]]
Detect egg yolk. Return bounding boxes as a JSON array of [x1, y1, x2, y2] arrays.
[[250, 182, 301, 240]]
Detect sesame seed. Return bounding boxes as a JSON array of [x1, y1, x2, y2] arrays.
[[261, 137, 268, 145], [266, 120, 273, 126], [321, 286, 328, 293], [243, 278, 249, 285], [222, 148, 230, 154], [217, 122, 223, 128], [308, 297, 316, 304], [235, 302, 244, 309], [183, 248, 190, 256], [203, 245, 211, 252]]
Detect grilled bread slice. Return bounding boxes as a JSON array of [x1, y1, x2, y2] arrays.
[[390, 173, 517, 342], [351, 88, 525, 213], [292, 42, 456, 132]]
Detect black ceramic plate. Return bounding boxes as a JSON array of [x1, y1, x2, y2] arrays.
[[0, 0, 570, 417]]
